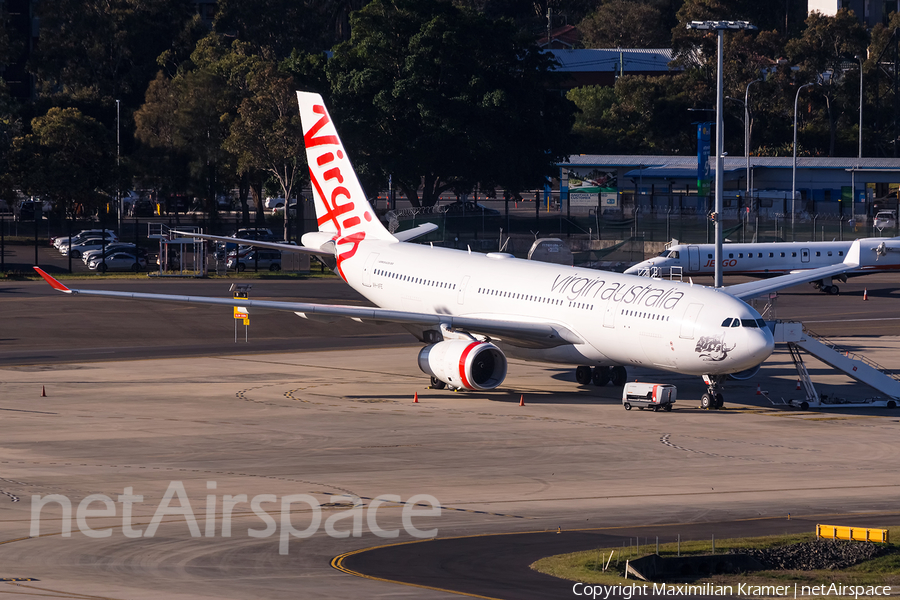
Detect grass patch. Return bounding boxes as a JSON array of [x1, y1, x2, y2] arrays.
[[532, 528, 900, 589]]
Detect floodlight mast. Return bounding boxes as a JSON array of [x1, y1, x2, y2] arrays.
[[686, 20, 757, 288]]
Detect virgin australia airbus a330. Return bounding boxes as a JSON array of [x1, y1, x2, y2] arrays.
[[35, 92, 868, 409]]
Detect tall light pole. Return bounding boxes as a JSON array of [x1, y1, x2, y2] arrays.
[[853, 55, 863, 222], [743, 78, 762, 199], [792, 82, 814, 239], [687, 20, 757, 288]]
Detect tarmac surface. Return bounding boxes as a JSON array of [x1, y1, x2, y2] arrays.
[[0, 267, 899, 599]]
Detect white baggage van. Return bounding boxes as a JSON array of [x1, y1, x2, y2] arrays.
[[622, 382, 676, 411]]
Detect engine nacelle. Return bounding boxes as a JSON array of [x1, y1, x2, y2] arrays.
[[417, 340, 507, 391], [728, 364, 761, 380]]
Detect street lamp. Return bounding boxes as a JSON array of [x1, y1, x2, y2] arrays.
[[686, 20, 757, 288], [792, 82, 814, 239]]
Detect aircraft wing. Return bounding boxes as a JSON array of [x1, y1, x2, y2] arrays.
[[393, 223, 438, 242], [170, 230, 334, 256], [32, 267, 582, 349], [723, 239, 862, 300]]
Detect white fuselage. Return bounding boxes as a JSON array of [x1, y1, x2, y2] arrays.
[[340, 240, 774, 376], [626, 239, 900, 278]]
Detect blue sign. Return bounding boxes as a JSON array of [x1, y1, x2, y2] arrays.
[[697, 122, 711, 196]]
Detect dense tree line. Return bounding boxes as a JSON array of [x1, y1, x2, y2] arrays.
[[0, 0, 896, 225]]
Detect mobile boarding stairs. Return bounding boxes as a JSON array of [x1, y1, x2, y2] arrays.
[[770, 321, 899, 410]]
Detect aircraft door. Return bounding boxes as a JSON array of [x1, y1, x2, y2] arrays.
[[362, 253, 379, 287], [688, 246, 700, 272], [679, 303, 703, 339], [603, 298, 617, 328], [801, 248, 810, 263], [457, 276, 470, 305]]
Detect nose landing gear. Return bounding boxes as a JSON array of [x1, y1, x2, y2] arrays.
[[701, 374, 726, 409]]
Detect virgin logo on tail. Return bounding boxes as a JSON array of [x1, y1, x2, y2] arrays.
[[299, 95, 380, 279]]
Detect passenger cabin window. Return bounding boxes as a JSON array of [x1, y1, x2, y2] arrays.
[[769, 253, 774, 257], [827, 251, 833, 256], [780, 252, 785, 257], [816, 252, 821, 257], [792, 252, 797, 257], [838, 251, 843, 256], [728, 253, 734, 258]]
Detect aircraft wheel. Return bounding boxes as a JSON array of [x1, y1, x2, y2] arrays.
[[700, 393, 713, 409], [575, 366, 592, 385], [610, 366, 628, 387], [800, 401, 809, 410], [430, 376, 446, 390], [624, 402, 631, 411], [887, 400, 896, 409], [592, 366, 610, 386], [827, 285, 839, 295], [653, 405, 660, 412]]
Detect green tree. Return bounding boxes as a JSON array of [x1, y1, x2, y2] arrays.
[[31, 0, 197, 106], [225, 61, 307, 241], [579, 1, 669, 49], [11, 107, 113, 214], [786, 9, 869, 156], [327, 0, 574, 207]]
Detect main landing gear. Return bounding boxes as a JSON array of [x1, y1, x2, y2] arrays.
[[576, 365, 627, 387], [700, 374, 726, 409]]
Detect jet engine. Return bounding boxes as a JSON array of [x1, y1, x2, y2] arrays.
[[417, 340, 507, 391], [728, 364, 761, 380]]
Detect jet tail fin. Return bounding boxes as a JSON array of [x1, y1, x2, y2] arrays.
[[297, 92, 395, 244]]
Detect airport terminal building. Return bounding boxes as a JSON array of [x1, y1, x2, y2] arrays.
[[560, 155, 900, 219]]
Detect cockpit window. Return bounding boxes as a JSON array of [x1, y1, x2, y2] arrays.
[[670, 251, 679, 258], [721, 318, 733, 327], [740, 319, 758, 328], [756, 318, 767, 328], [731, 319, 740, 327], [658, 250, 670, 257]]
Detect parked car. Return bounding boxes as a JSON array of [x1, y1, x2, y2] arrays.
[[874, 210, 896, 230], [63, 237, 120, 259], [82, 244, 147, 264], [264, 197, 286, 210], [58, 233, 118, 255], [53, 229, 117, 249], [216, 228, 278, 254], [227, 249, 282, 272], [130, 199, 155, 217], [88, 252, 147, 272]]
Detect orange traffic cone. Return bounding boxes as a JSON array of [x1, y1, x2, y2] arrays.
[[863, 288, 868, 301], [519, 395, 525, 406], [756, 384, 762, 395], [413, 392, 419, 403], [796, 379, 801, 390], [41, 386, 46, 397]]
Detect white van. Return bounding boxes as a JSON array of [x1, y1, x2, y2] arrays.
[[622, 382, 676, 411]]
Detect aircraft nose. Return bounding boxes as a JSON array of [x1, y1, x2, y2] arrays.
[[746, 327, 775, 365]]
